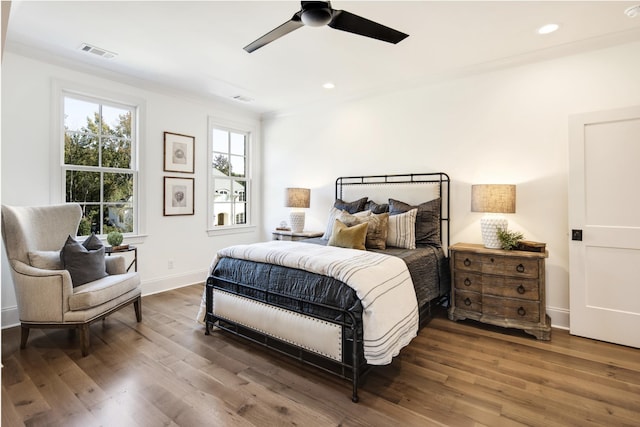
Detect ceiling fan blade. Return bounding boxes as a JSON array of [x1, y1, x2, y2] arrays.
[[328, 9, 408, 44], [244, 14, 304, 53]]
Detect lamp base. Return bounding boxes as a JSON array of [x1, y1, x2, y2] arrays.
[[480, 217, 508, 249], [289, 212, 305, 233]]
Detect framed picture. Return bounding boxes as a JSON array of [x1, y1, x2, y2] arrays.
[[164, 177, 194, 216], [164, 131, 195, 173]]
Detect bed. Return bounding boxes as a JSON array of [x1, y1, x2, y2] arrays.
[[198, 172, 451, 402]]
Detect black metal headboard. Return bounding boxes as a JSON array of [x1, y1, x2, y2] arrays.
[[335, 172, 451, 252]]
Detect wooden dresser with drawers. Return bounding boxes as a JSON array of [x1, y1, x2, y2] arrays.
[[448, 242, 551, 340]]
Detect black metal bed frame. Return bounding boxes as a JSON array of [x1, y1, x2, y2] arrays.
[[205, 172, 451, 403]]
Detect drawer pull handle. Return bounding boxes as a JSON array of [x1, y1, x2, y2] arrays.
[[464, 278, 472, 286], [490, 257, 494, 263], [464, 298, 472, 306], [517, 307, 526, 316], [463, 258, 471, 267], [516, 264, 525, 273], [517, 285, 526, 294]]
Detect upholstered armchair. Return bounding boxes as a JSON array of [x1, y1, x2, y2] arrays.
[[1, 203, 141, 356]]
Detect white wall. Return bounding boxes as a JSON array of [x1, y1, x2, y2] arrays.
[[262, 41, 640, 329], [1, 51, 262, 326]]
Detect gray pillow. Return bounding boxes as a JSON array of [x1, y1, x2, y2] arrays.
[[61, 234, 108, 287], [389, 198, 441, 246], [364, 200, 389, 214], [334, 197, 368, 214]]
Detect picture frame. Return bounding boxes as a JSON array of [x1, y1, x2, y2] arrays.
[[164, 131, 195, 173], [163, 177, 194, 216]]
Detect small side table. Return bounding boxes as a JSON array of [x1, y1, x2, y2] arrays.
[[272, 230, 323, 241], [106, 245, 137, 272]]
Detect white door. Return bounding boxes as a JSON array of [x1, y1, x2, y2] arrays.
[[568, 105, 640, 348]]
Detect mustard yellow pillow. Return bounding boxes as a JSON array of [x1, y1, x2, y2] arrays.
[[327, 220, 369, 250]]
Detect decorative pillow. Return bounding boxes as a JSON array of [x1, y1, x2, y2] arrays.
[[82, 233, 104, 250], [61, 234, 108, 287], [321, 207, 371, 240], [364, 200, 389, 214], [358, 212, 389, 250], [389, 198, 441, 246], [334, 197, 368, 214], [328, 220, 368, 250], [28, 250, 63, 270], [386, 208, 418, 249]]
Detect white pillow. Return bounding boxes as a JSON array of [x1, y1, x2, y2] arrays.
[[386, 208, 418, 249], [321, 207, 371, 240], [28, 250, 63, 270]]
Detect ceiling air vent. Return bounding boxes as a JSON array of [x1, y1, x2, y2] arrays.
[[232, 95, 254, 103], [78, 43, 117, 59]]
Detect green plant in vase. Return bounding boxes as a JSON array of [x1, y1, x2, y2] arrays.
[[107, 231, 124, 248], [496, 228, 524, 250]]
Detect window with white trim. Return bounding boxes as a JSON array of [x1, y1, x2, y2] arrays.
[[62, 93, 138, 236], [208, 123, 251, 228]]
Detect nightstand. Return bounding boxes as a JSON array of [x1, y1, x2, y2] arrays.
[[272, 230, 323, 241], [448, 243, 551, 340]]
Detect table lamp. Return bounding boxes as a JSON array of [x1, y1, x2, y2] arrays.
[[471, 184, 516, 249], [285, 188, 310, 233]]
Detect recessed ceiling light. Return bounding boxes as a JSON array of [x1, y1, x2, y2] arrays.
[[537, 23, 559, 35], [323, 82, 335, 89]]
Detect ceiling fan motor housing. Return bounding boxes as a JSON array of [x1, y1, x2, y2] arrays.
[[301, 2, 333, 27]]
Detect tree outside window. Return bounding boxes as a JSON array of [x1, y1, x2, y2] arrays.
[[63, 95, 137, 236]]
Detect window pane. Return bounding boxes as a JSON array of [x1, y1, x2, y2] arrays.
[[77, 204, 101, 236], [103, 172, 133, 202], [64, 97, 99, 132], [212, 129, 228, 152], [232, 180, 246, 224], [230, 132, 245, 156], [102, 106, 131, 138], [214, 203, 232, 226], [230, 155, 245, 177], [213, 153, 230, 176], [65, 132, 99, 166], [66, 170, 100, 202], [104, 203, 133, 233], [102, 137, 131, 169], [232, 179, 246, 202], [214, 179, 231, 202]]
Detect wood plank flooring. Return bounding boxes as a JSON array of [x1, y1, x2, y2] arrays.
[[2, 284, 639, 426]]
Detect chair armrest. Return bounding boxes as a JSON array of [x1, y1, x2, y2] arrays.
[[105, 256, 126, 275], [9, 260, 73, 322]]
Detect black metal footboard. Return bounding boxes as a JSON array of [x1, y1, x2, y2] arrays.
[[205, 275, 369, 403]]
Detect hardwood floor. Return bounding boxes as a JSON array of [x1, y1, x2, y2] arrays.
[[2, 284, 639, 427]]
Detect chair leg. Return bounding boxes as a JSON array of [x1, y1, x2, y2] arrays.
[[79, 324, 90, 357], [134, 296, 142, 322], [20, 325, 30, 349]]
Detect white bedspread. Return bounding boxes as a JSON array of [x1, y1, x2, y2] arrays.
[[197, 240, 419, 365]]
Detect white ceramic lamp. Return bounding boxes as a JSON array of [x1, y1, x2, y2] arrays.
[[471, 184, 516, 249], [285, 188, 310, 233]]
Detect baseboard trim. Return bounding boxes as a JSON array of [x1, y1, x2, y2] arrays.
[[1, 269, 208, 330], [547, 306, 570, 330]]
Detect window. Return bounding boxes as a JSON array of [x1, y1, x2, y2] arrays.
[[62, 93, 137, 236], [209, 123, 251, 229]]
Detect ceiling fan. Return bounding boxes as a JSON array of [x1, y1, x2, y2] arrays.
[[243, 1, 409, 53]]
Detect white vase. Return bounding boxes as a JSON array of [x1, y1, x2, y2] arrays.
[[289, 212, 305, 233], [480, 216, 507, 249]]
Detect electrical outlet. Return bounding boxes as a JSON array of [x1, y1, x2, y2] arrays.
[[168, 260, 174, 269]]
